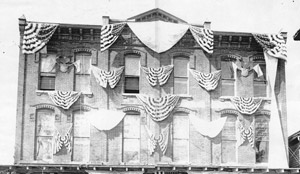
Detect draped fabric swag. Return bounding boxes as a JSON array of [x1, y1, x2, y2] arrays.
[[141, 65, 173, 86], [101, 21, 214, 54], [237, 120, 254, 148], [230, 97, 263, 115], [190, 115, 227, 138], [100, 23, 126, 52], [91, 66, 124, 88], [189, 69, 221, 91], [22, 22, 58, 54], [145, 125, 170, 155], [53, 125, 73, 154], [47, 91, 81, 110], [87, 109, 126, 131], [232, 63, 264, 77], [136, 95, 180, 121], [252, 32, 288, 168], [189, 26, 214, 54]]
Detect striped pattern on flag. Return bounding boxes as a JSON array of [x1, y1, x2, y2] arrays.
[[48, 91, 81, 110], [22, 22, 58, 54], [91, 66, 124, 88], [141, 65, 174, 86], [144, 124, 170, 155], [100, 23, 126, 52], [189, 69, 221, 91], [238, 120, 254, 148], [230, 97, 263, 115], [190, 26, 214, 54]]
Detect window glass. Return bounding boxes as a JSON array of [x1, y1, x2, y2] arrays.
[[221, 115, 236, 163], [75, 52, 91, 92], [124, 54, 140, 93], [173, 112, 189, 163], [253, 61, 267, 97], [123, 114, 140, 163], [255, 115, 269, 163], [35, 109, 55, 161], [221, 57, 235, 96], [39, 54, 56, 90], [173, 57, 189, 95]]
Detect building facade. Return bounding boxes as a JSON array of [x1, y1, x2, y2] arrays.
[[13, 8, 292, 174]]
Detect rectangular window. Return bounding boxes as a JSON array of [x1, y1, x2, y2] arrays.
[[221, 115, 236, 163], [173, 112, 189, 163], [39, 54, 56, 90], [173, 57, 189, 95], [253, 62, 267, 97], [255, 115, 269, 163], [72, 110, 90, 162], [221, 58, 235, 96], [75, 52, 91, 93], [35, 109, 55, 161], [124, 55, 140, 93], [123, 113, 140, 163]]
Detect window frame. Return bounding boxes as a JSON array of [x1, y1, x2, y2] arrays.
[[74, 51, 92, 93], [122, 111, 141, 163], [172, 56, 190, 95], [254, 114, 270, 164], [124, 53, 140, 94], [221, 114, 237, 164], [172, 111, 190, 164], [253, 58, 268, 98], [220, 56, 237, 97], [39, 53, 57, 91]]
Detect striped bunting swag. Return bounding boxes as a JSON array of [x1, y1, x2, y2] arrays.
[[22, 22, 58, 54], [145, 125, 170, 155], [252, 33, 287, 59], [48, 91, 81, 110], [137, 95, 180, 122], [141, 65, 173, 86], [230, 97, 262, 115], [91, 66, 124, 88], [100, 23, 126, 52], [190, 26, 214, 54], [238, 120, 254, 148], [53, 125, 73, 154], [189, 69, 221, 91]]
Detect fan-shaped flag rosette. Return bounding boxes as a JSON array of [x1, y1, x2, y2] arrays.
[[136, 95, 180, 121], [142, 65, 173, 86], [230, 97, 262, 115], [189, 69, 221, 91]]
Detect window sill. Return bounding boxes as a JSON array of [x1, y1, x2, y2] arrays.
[[219, 96, 271, 103], [36, 90, 93, 98], [122, 93, 138, 99]]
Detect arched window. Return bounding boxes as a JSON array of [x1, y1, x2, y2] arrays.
[[173, 56, 189, 95], [255, 114, 269, 163], [75, 52, 92, 93], [123, 111, 141, 163], [35, 109, 55, 161], [72, 110, 90, 162], [173, 112, 189, 163], [124, 54, 140, 93], [221, 114, 237, 163], [39, 54, 56, 90]]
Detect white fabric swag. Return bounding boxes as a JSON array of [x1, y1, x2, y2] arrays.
[[190, 115, 227, 138], [48, 91, 81, 109], [22, 22, 58, 54], [141, 65, 173, 86], [230, 97, 263, 115], [232, 62, 264, 77], [100, 23, 126, 52], [127, 21, 189, 53], [237, 120, 254, 148], [136, 95, 180, 121], [87, 109, 126, 131], [145, 125, 170, 155], [53, 125, 73, 154], [189, 26, 214, 54], [189, 69, 221, 91], [91, 66, 124, 88]]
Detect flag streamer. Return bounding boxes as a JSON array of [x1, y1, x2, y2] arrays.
[[53, 125, 73, 154], [189, 26, 214, 54], [91, 66, 124, 88], [100, 23, 126, 52], [145, 125, 170, 155], [48, 91, 81, 110], [230, 97, 263, 115], [237, 120, 254, 148]]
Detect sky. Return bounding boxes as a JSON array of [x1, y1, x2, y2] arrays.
[[0, 0, 300, 165]]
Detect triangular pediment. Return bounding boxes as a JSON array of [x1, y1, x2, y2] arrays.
[[127, 8, 187, 24]]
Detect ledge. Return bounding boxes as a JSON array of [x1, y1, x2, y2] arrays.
[[219, 96, 271, 103], [36, 90, 93, 98]]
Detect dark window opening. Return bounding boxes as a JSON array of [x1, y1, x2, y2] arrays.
[[124, 77, 139, 93], [40, 76, 55, 91]]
